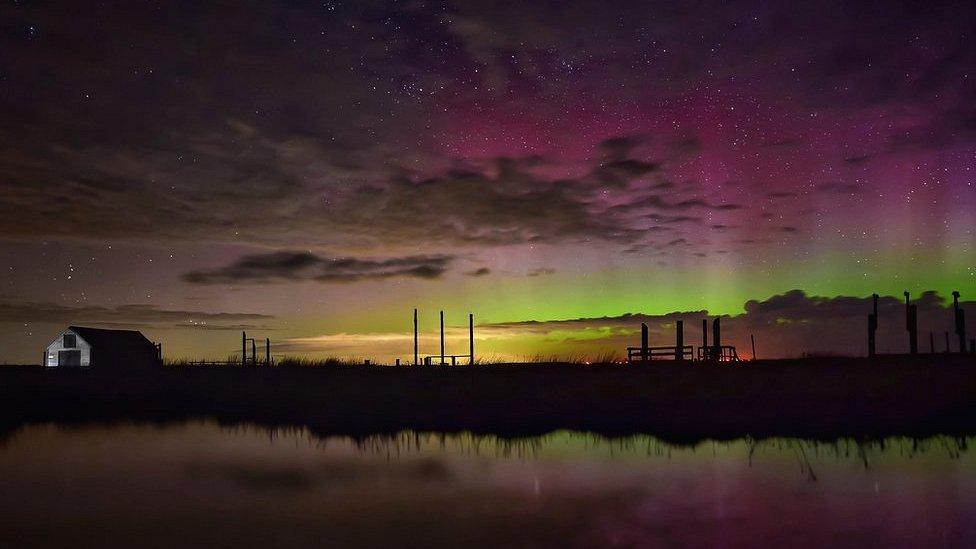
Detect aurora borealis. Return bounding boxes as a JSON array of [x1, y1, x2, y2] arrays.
[[0, 0, 974, 362]]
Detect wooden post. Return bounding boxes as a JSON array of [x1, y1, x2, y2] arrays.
[[701, 319, 708, 360], [868, 294, 878, 358], [440, 310, 445, 365], [469, 313, 474, 365], [904, 291, 918, 355], [251, 338, 256, 366], [242, 331, 246, 367], [751, 334, 757, 361], [712, 317, 721, 361], [396, 358, 400, 366], [953, 291, 966, 354], [675, 320, 684, 361], [266, 338, 270, 366], [413, 308, 419, 365], [640, 323, 649, 362]]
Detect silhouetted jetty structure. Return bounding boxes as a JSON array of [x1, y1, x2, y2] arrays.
[[699, 317, 740, 361], [241, 331, 271, 366], [627, 317, 734, 363], [414, 309, 475, 365]]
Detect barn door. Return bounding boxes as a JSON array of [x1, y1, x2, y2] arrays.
[[58, 350, 81, 366]]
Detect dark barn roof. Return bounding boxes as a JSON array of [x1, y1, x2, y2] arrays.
[[68, 326, 160, 369]]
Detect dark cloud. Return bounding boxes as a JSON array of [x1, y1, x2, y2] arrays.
[[1, 1, 971, 255], [663, 238, 689, 247], [622, 244, 651, 254], [527, 267, 556, 277], [0, 301, 272, 330], [465, 267, 491, 277], [675, 199, 743, 211], [647, 214, 702, 224], [598, 135, 644, 159], [666, 137, 703, 157], [612, 196, 742, 216], [816, 182, 861, 194], [844, 155, 872, 165], [766, 191, 798, 199], [0, 132, 675, 248], [183, 251, 455, 284]]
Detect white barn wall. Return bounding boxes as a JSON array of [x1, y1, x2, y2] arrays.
[[44, 329, 92, 367]]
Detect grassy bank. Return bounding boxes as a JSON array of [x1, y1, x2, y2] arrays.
[[2, 355, 974, 443]]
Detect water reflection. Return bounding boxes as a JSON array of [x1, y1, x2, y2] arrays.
[[0, 422, 973, 547]]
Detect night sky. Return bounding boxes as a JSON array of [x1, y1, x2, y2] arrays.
[[1, 0, 974, 362]]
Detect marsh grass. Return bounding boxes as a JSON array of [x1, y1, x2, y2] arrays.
[[165, 351, 628, 368]]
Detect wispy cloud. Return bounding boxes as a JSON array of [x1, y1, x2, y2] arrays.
[[182, 251, 455, 284], [0, 301, 273, 330]]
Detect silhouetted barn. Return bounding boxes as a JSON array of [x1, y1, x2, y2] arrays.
[[44, 326, 161, 370]]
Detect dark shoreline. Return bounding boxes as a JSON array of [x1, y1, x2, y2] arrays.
[[2, 355, 974, 443]]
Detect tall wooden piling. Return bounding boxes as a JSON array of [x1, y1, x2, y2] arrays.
[[701, 319, 708, 358], [953, 291, 966, 354], [242, 331, 246, 367], [469, 313, 474, 365], [640, 323, 649, 362], [413, 308, 418, 365], [675, 320, 684, 361], [751, 334, 757, 361], [440, 310, 445, 365], [904, 292, 918, 355], [712, 317, 721, 360], [868, 294, 878, 357], [265, 338, 270, 366]]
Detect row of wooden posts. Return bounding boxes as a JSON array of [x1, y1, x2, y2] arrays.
[[868, 290, 973, 356], [408, 309, 475, 366], [236, 316, 473, 367], [242, 331, 271, 366], [237, 292, 969, 367]]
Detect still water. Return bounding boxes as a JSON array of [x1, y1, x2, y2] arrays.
[[0, 422, 972, 548]]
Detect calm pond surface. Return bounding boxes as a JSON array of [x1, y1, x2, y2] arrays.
[[0, 422, 972, 548]]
